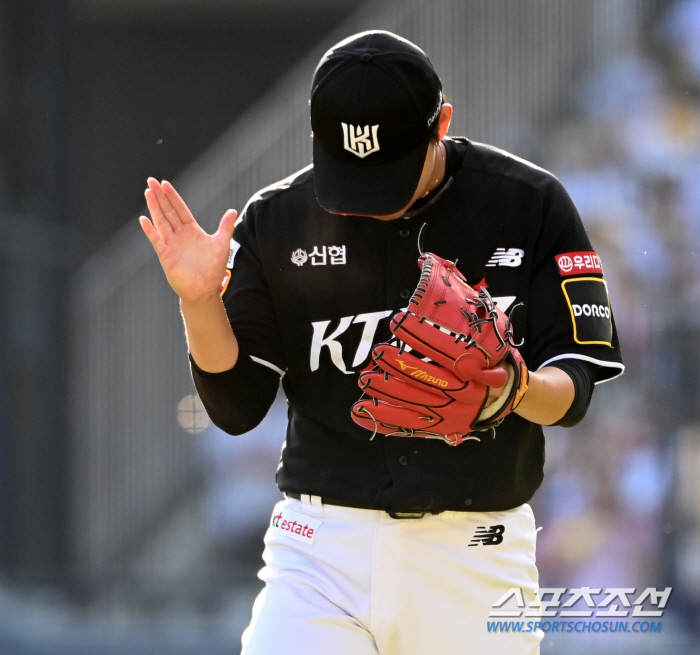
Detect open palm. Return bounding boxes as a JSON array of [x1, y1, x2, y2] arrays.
[[139, 178, 237, 304]]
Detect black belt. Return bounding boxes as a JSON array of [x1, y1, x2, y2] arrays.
[[285, 492, 439, 520]]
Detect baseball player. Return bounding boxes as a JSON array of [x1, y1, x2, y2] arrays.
[[140, 31, 623, 655]]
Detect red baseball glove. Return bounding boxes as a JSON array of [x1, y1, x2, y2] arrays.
[[392, 252, 527, 386], [351, 253, 529, 445], [352, 344, 489, 445]]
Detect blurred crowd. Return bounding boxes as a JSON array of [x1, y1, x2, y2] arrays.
[[535, 0, 700, 637], [194, 0, 700, 640]]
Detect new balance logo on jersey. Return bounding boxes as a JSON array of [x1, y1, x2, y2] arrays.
[[486, 248, 525, 267], [469, 525, 505, 546], [342, 123, 380, 158]]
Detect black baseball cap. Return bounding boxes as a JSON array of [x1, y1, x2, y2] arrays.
[[311, 31, 443, 216]]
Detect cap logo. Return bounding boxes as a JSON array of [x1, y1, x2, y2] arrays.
[[427, 91, 442, 126], [341, 123, 380, 158]]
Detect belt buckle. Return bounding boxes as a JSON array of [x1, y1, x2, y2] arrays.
[[388, 511, 426, 519]]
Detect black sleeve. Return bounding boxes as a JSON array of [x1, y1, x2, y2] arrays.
[[524, 175, 624, 383], [190, 197, 288, 434], [190, 350, 281, 435], [545, 358, 596, 428]]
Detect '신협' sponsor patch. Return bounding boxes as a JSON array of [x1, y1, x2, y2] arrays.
[[561, 277, 613, 346], [270, 508, 322, 545], [555, 251, 603, 276]]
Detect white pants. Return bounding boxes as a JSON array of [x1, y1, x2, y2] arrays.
[[241, 495, 542, 655]]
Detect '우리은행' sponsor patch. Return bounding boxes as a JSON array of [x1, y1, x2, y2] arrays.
[[561, 277, 613, 346], [555, 251, 603, 276]]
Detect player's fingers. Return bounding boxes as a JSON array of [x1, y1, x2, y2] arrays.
[[161, 180, 197, 225], [147, 177, 185, 233], [139, 215, 166, 256], [215, 209, 238, 241], [144, 186, 174, 238]]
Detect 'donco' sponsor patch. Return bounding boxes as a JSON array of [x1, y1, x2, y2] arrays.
[[561, 277, 613, 346]]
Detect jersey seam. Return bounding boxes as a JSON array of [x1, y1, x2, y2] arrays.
[[537, 353, 624, 382], [250, 355, 286, 377], [241, 164, 313, 215], [459, 139, 552, 203]]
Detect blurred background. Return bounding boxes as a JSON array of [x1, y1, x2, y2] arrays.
[[1, 0, 700, 652]]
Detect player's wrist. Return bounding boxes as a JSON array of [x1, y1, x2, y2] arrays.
[[512, 366, 572, 424], [179, 292, 225, 311]]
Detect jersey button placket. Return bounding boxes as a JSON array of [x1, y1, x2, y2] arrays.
[[399, 456, 408, 466], [399, 228, 410, 238], [399, 289, 411, 300]]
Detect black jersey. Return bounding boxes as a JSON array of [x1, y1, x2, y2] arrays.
[[192, 138, 624, 514]]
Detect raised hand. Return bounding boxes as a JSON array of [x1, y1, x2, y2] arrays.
[[139, 178, 238, 304]]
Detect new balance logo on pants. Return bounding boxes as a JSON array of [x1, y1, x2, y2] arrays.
[[469, 525, 505, 546]]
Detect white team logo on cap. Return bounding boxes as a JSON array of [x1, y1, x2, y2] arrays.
[[341, 123, 380, 158]]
